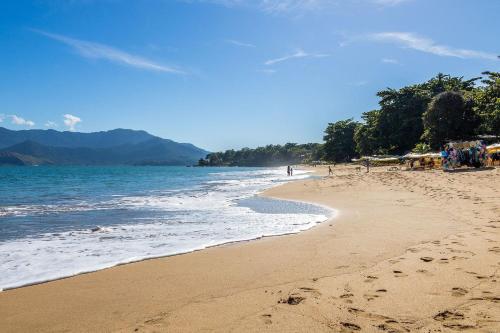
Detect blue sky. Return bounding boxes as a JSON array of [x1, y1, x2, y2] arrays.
[[0, 0, 498, 151]]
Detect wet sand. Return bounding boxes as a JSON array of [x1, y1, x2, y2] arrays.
[[0, 165, 499, 332]]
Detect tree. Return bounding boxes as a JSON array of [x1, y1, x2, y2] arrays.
[[375, 86, 430, 154], [199, 143, 324, 166], [353, 73, 485, 155], [422, 91, 480, 148], [323, 119, 359, 162], [473, 71, 500, 136], [354, 110, 380, 156]]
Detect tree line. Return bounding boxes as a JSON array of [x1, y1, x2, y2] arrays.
[[198, 143, 323, 167], [200, 71, 499, 166]]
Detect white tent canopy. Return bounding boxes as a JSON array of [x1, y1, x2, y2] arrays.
[[351, 156, 400, 162], [403, 153, 441, 159]]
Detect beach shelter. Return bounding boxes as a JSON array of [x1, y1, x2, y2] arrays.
[[402, 152, 442, 170], [487, 143, 500, 154]]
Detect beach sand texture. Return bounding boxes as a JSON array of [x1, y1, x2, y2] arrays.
[[0, 165, 499, 332]]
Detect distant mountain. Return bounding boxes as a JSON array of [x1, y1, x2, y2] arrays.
[[0, 127, 209, 166], [0, 127, 157, 149]]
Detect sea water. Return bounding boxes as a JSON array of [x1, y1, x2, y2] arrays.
[[0, 166, 333, 290]]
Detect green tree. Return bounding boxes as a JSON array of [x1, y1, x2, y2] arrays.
[[354, 110, 380, 156], [474, 71, 500, 136], [422, 91, 480, 148], [375, 86, 430, 154], [353, 73, 483, 155], [199, 143, 324, 166], [323, 119, 359, 162]]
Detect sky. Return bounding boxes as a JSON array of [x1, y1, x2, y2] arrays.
[[0, 0, 499, 151]]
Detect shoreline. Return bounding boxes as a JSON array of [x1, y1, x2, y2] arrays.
[[0, 168, 333, 292], [1, 213, 335, 293], [1, 165, 498, 332]]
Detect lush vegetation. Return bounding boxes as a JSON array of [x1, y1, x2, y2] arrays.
[[198, 143, 323, 167], [200, 71, 500, 166], [323, 71, 499, 162]]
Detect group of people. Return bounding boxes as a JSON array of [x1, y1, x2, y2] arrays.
[[441, 141, 488, 170]]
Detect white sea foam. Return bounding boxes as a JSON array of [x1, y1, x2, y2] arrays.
[[0, 168, 334, 290]]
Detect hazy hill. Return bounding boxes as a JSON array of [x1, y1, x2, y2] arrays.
[[0, 127, 159, 149], [0, 127, 209, 166]]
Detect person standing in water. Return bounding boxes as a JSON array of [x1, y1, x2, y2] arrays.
[[287, 165, 290, 176], [290, 167, 293, 176]]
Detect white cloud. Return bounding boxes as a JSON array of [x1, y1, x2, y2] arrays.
[[45, 121, 58, 128], [369, 32, 498, 60], [63, 114, 82, 131], [226, 39, 256, 48], [381, 57, 399, 64], [10, 115, 35, 127], [265, 49, 330, 65], [32, 29, 185, 74]]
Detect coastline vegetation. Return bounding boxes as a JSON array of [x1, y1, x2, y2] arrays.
[[200, 71, 499, 166]]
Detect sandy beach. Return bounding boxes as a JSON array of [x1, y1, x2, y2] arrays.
[[1, 165, 499, 332]]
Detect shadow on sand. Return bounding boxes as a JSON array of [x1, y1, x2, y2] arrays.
[[444, 167, 495, 173]]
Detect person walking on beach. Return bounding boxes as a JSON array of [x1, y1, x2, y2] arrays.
[[328, 166, 333, 176], [287, 165, 290, 176], [290, 167, 293, 176], [365, 159, 370, 173]]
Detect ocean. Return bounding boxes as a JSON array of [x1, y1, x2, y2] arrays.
[[0, 166, 333, 290]]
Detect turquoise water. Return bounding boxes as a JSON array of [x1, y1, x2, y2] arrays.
[[0, 166, 332, 290]]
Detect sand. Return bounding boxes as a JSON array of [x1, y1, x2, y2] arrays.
[[0, 165, 499, 332]]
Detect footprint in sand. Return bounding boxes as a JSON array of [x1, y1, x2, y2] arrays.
[[393, 270, 408, 277], [363, 293, 380, 301], [451, 287, 468, 297], [376, 322, 407, 332], [417, 269, 430, 274], [279, 294, 305, 305], [299, 287, 321, 298], [348, 307, 409, 332], [420, 256, 434, 262], [433, 310, 464, 321], [340, 322, 361, 331], [340, 293, 354, 304], [489, 247, 500, 253], [261, 314, 272, 325], [364, 275, 378, 283]]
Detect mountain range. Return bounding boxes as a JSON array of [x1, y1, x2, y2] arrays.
[[0, 127, 209, 166]]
